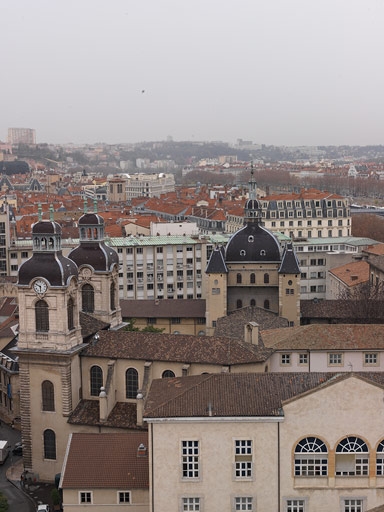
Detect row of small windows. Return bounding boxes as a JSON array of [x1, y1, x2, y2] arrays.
[[236, 273, 269, 284], [90, 366, 176, 398], [35, 283, 116, 332], [237, 299, 269, 310]]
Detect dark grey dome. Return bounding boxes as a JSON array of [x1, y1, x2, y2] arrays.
[[32, 220, 61, 235], [245, 198, 262, 211], [18, 253, 78, 286], [78, 213, 104, 226], [225, 223, 281, 263], [69, 242, 118, 272]]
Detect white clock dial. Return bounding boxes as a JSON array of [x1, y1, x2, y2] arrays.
[[33, 280, 47, 294]]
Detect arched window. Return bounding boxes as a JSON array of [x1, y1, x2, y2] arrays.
[[264, 299, 270, 310], [250, 299, 256, 307], [44, 429, 56, 460], [376, 440, 384, 475], [67, 297, 74, 331], [35, 300, 49, 332], [126, 368, 139, 399], [42, 380, 55, 412], [294, 437, 328, 476], [82, 284, 94, 313], [110, 282, 116, 311], [264, 273, 269, 284], [335, 437, 369, 476], [237, 299, 243, 309], [162, 370, 175, 378], [250, 273, 255, 284], [90, 365, 103, 396], [236, 273, 242, 284]]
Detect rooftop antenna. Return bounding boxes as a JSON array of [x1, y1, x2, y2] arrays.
[[38, 203, 42, 221], [49, 204, 54, 221]]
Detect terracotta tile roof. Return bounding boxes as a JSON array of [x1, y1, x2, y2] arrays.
[[80, 312, 110, 340], [120, 299, 206, 319], [215, 306, 288, 339], [364, 243, 384, 256], [81, 330, 269, 365], [300, 299, 384, 321], [261, 323, 384, 350], [68, 399, 144, 430], [329, 260, 369, 287], [144, 372, 363, 418], [61, 432, 149, 489]]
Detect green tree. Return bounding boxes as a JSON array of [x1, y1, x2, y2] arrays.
[[0, 492, 9, 512]]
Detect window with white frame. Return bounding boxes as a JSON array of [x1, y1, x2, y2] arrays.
[[118, 491, 131, 503], [328, 353, 343, 366], [182, 497, 200, 511], [80, 492, 92, 504], [376, 440, 384, 475], [335, 437, 369, 476], [235, 440, 252, 478], [294, 437, 328, 476], [285, 499, 305, 512], [182, 440, 199, 478], [364, 352, 378, 366], [281, 353, 291, 365], [342, 498, 364, 512], [299, 353, 308, 365], [235, 496, 253, 510]]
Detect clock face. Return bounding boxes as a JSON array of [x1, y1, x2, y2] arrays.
[[33, 280, 47, 294]]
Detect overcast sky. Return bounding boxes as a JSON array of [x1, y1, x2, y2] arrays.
[[2, 0, 384, 146]]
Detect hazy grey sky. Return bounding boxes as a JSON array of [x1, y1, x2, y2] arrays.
[[2, 0, 384, 146]]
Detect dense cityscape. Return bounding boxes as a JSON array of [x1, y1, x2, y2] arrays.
[[1, 128, 384, 511]]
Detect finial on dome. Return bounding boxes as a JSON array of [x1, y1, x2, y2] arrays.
[[84, 198, 88, 214], [38, 203, 42, 221], [93, 197, 98, 213], [49, 204, 54, 221]]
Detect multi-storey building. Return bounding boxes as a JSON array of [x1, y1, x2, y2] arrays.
[[7, 127, 36, 145], [107, 173, 175, 203], [226, 189, 351, 239]]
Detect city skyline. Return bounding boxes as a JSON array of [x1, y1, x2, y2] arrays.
[[2, 0, 384, 146]]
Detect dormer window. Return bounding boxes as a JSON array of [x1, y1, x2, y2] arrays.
[[240, 250, 246, 256], [248, 236, 254, 243], [260, 250, 266, 256]]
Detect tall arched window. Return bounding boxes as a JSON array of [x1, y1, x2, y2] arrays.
[[250, 299, 256, 307], [264, 273, 270, 284], [376, 440, 384, 475], [250, 273, 255, 284], [236, 273, 242, 284], [335, 437, 369, 476], [35, 300, 49, 332], [110, 282, 116, 311], [82, 284, 94, 313], [42, 380, 55, 412], [162, 370, 175, 378], [67, 297, 74, 331], [264, 299, 270, 310], [236, 299, 243, 309], [294, 437, 328, 476], [44, 429, 56, 460], [126, 368, 139, 399], [90, 365, 103, 396]]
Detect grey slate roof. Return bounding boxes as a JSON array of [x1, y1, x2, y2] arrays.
[[279, 242, 300, 274], [205, 246, 228, 274], [120, 299, 206, 319]]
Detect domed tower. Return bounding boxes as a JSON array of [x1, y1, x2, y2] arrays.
[[223, 166, 282, 314], [68, 200, 121, 328], [16, 207, 83, 479]]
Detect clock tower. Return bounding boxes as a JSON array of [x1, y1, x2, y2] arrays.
[[17, 212, 83, 479]]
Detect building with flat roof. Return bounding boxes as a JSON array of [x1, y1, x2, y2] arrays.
[[7, 127, 36, 145]]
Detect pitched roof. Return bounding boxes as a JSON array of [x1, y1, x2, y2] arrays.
[[300, 299, 384, 321], [329, 260, 369, 287], [81, 330, 270, 365], [80, 312, 110, 339], [61, 432, 149, 489], [261, 323, 384, 350], [144, 372, 384, 419], [279, 243, 300, 274], [120, 299, 206, 319], [68, 400, 143, 429], [205, 246, 228, 274]]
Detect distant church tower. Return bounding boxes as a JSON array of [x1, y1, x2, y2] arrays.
[[68, 200, 122, 328], [17, 208, 83, 479], [205, 167, 301, 333]]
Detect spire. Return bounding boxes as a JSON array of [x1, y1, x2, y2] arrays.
[[49, 204, 54, 221], [244, 162, 262, 224], [38, 203, 42, 221], [93, 197, 98, 213], [248, 161, 257, 200]]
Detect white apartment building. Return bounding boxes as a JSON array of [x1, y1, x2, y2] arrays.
[[107, 173, 175, 203], [7, 127, 36, 145]]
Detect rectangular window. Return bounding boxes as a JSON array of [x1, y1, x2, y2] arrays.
[[80, 492, 92, 504], [147, 318, 156, 325], [328, 353, 343, 365], [172, 317, 181, 324], [182, 440, 199, 478], [157, 247, 163, 253], [235, 497, 253, 510], [281, 353, 291, 365], [21, 251, 29, 258], [299, 353, 308, 365], [235, 440, 252, 478], [364, 352, 378, 365], [118, 491, 131, 503], [343, 499, 363, 512], [285, 499, 305, 512], [182, 497, 200, 511]]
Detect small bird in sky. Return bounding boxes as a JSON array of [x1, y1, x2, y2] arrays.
[[141, 90, 145, 93]]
